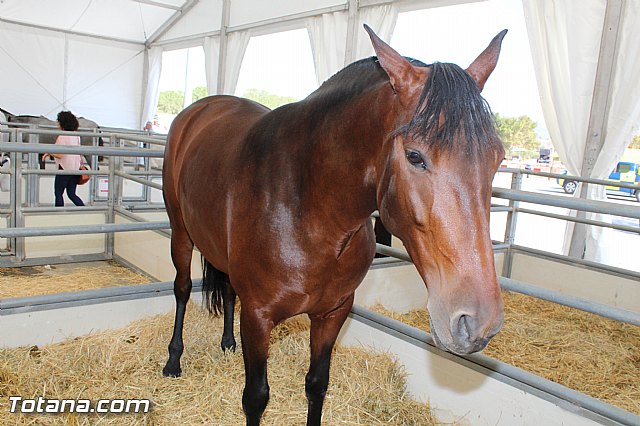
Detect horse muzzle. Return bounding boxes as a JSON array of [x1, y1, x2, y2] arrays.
[[429, 310, 503, 355]]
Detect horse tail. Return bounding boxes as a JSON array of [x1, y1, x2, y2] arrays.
[[201, 255, 227, 316]]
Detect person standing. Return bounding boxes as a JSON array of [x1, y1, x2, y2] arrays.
[[43, 111, 85, 206]]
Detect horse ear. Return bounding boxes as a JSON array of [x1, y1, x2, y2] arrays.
[[466, 29, 508, 92], [364, 24, 414, 93]]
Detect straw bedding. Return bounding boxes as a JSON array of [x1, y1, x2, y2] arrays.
[[0, 302, 438, 425], [3, 262, 636, 420], [0, 260, 151, 299], [372, 291, 640, 415]]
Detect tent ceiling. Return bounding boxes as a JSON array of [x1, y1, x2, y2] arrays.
[[0, 0, 190, 44]]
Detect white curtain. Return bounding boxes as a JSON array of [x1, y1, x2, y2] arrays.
[[139, 46, 163, 130], [204, 35, 220, 95], [523, 0, 603, 177], [356, 4, 399, 59], [584, 0, 640, 260], [523, 0, 640, 262], [306, 11, 349, 86], [221, 30, 251, 95]]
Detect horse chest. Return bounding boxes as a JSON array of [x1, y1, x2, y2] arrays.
[[302, 222, 376, 312]]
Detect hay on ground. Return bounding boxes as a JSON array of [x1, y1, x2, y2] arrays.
[[0, 302, 438, 425], [0, 260, 151, 299], [371, 290, 640, 416]]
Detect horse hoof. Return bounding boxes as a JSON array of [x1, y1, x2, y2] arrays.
[[162, 364, 181, 378], [221, 339, 236, 353]]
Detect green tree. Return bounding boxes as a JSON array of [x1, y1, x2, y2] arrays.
[[494, 114, 540, 156], [192, 86, 208, 103], [157, 91, 184, 115], [242, 89, 298, 110], [629, 134, 640, 149]]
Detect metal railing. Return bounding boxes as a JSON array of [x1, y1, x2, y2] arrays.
[[1, 126, 638, 273], [350, 305, 640, 426], [0, 125, 169, 265], [492, 167, 640, 280], [376, 244, 639, 327]]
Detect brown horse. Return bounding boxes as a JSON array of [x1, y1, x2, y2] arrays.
[[162, 26, 507, 425]]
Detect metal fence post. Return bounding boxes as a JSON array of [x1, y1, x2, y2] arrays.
[[143, 141, 151, 204], [26, 125, 39, 207], [89, 127, 99, 206], [6, 130, 17, 257], [116, 137, 124, 208], [501, 171, 522, 278], [106, 135, 118, 259], [12, 130, 25, 262]]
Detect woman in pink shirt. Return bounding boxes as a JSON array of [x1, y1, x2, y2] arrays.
[[43, 111, 85, 206]]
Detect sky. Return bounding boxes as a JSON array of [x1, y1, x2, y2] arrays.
[[157, 0, 548, 137]]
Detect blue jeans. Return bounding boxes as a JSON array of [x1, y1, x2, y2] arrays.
[[54, 172, 85, 207]]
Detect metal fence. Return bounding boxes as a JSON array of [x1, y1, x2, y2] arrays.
[[0, 124, 169, 265], [0, 123, 638, 274], [494, 167, 640, 279]]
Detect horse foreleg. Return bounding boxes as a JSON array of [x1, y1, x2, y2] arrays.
[[306, 294, 355, 426], [221, 280, 237, 352], [240, 308, 274, 426], [162, 230, 194, 378]]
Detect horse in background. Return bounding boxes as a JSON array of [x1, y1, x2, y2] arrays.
[[162, 24, 507, 426]]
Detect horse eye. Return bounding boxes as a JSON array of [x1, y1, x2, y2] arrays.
[[406, 150, 427, 169]]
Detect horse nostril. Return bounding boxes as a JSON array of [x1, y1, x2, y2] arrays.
[[454, 314, 472, 341], [449, 313, 496, 354]]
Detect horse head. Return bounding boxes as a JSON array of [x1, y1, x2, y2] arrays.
[[367, 26, 506, 355]]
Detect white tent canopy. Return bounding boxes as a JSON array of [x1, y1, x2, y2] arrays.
[[0, 0, 472, 128], [0, 0, 638, 261]]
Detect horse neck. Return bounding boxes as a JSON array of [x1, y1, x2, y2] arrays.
[[302, 83, 395, 226]]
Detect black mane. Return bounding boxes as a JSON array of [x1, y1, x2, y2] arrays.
[[399, 62, 500, 155], [306, 57, 387, 108], [309, 58, 500, 156]]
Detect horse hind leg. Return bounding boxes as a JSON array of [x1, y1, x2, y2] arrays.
[[162, 224, 194, 378], [222, 279, 237, 351], [201, 257, 237, 352]]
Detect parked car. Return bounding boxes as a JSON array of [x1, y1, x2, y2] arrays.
[[557, 161, 640, 202]]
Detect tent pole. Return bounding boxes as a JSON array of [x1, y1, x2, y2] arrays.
[[568, 0, 624, 258], [0, 17, 143, 45], [145, 0, 200, 46], [344, 0, 359, 66], [216, 0, 231, 95]]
